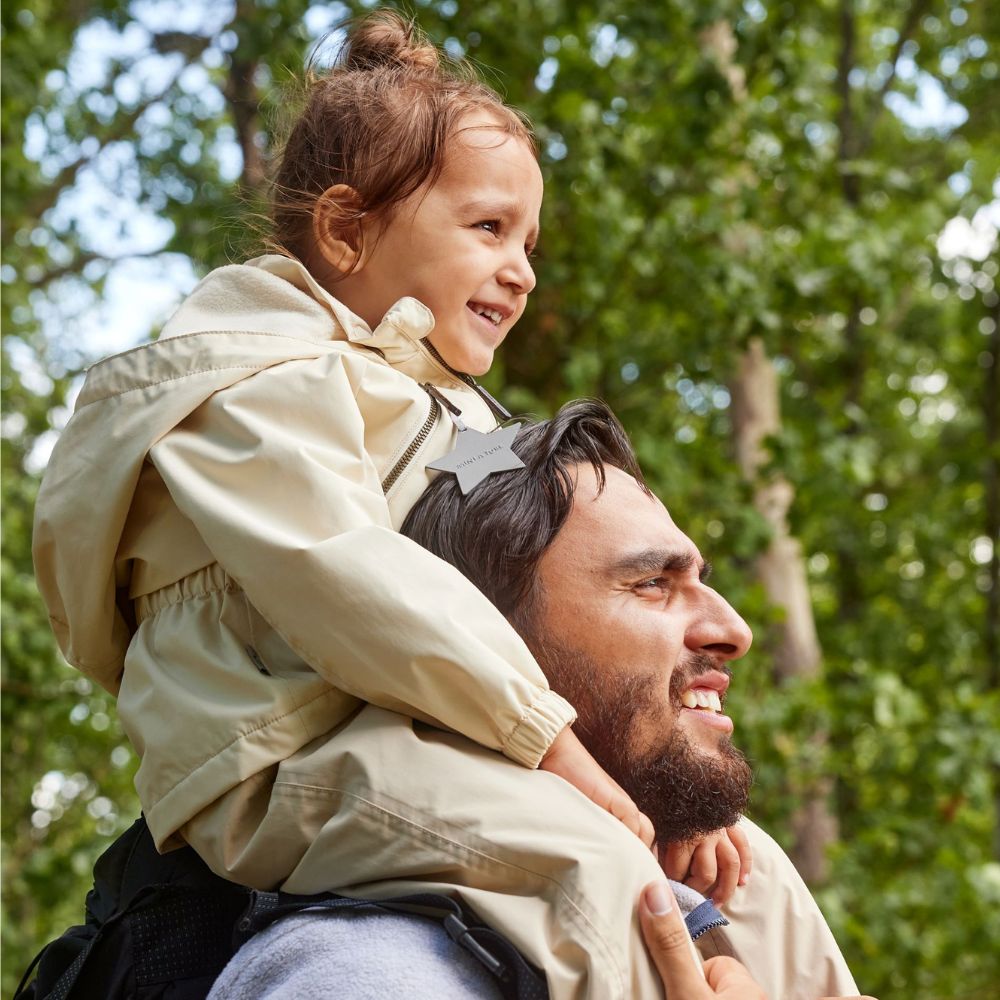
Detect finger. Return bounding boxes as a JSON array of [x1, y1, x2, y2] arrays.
[[612, 795, 645, 840], [603, 771, 632, 798], [708, 837, 741, 907], [727, 824, 752, 886], [626, 799, 656, 847], [710, 837, 742, 906], [638, 881, 708, 995], [637, 810, 655, 848], [704, 956, 768, 999], [684, 841, 719, 895], [591, 764, 651, 846], [660, 840, 696, 881]]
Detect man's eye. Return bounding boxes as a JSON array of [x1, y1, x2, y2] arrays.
[[635, 577, 668, 593]]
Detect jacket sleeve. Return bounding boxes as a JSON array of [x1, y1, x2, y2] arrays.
[[148, 353, 575, 769]]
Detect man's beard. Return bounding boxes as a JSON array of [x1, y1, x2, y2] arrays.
[[532, 639, 752, 845]]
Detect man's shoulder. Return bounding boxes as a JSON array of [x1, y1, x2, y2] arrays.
[[715, 817, 861, 999]]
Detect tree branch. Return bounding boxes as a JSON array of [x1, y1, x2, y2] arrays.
[[835, 0, 860, 204], [223, 0, 267, 195], [19, 68, 188, 226], [151, 30, 214, 60], [29, 249, 169, 290], [857, 0, 932, 156]]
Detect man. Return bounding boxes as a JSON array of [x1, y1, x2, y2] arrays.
[[207, 399, 861, 1000], [22, 400, 860, 1000]]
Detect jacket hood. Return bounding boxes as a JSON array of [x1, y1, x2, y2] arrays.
[[160, 255, 444, 383], [31, 256, 445, 692]]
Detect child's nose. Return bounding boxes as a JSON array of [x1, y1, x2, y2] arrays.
[[500, 252, 536, 295]]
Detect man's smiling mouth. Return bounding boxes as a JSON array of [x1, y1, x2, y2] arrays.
[[681, 687, 723, 713], [675, 667, 734, 733]]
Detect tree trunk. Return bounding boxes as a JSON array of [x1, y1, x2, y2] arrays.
[[224, 0, 267, 197], [730, 337, 838, 883], [984, 299, 1000, 860]]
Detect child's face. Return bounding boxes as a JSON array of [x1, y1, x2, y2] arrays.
[[353, 116, 543, 375]]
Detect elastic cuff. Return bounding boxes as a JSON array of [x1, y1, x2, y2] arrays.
[[501, 688, 577, 768]]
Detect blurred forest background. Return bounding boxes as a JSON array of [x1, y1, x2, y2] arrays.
[[2, 1, 999, 997]]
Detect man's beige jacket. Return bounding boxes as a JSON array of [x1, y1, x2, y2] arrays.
[[33, 256, 858, 999]]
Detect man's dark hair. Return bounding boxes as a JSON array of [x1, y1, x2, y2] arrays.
[[401, 398, 647, 631]]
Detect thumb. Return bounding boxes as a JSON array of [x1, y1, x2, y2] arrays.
[[638, 880, 707, 997]]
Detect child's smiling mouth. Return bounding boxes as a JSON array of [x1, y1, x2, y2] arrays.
[[467, 300, 510, 328]]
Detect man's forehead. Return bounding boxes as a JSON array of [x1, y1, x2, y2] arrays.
[[548, 464, 701, 570], [571, 463, 654, 504]]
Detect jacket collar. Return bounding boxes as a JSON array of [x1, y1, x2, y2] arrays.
[[247, 254, 461, 387]]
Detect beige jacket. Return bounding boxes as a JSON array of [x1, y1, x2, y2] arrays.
[[188, 703, 859, 1000], [33, 256, 859, 999], [34, 255, 576, 848]]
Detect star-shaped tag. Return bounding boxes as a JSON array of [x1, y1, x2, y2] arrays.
[[426, 424, 525, 494]]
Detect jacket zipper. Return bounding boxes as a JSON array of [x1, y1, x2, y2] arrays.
[[381, 393, 441, 494], [422, 340, 512, 422], [382, 341, 512, 495]]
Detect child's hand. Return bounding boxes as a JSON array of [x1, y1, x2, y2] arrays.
[[659, 825, 752, 907], [540, 725, 655, 847]]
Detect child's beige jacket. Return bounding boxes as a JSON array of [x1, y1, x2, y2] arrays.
[[33, 255, 858, 999], [34, 254, 576, 846]]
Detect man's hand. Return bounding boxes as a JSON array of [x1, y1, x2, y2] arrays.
[[539, 725, 655, 847], [659, 824, 752, 907], [639, 879, 768, 999], [639, 880, 878, 1000]]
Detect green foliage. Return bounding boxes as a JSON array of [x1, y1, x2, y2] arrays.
[[3, 1, 999, 998], [1, 345, 140, 983]]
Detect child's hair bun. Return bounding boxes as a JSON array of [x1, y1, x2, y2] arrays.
[[270, 7, 533, 266], [344, 10, 440, 73]]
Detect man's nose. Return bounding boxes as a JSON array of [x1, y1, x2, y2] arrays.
[[685, 589, 753, 661]]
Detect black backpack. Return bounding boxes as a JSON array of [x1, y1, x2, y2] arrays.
[[14, 817, 548, 1000]]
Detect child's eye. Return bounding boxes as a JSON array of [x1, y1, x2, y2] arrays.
[[475, 220, 500, 235]]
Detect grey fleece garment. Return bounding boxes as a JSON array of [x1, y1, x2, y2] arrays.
[[207, 908, 504, 999]]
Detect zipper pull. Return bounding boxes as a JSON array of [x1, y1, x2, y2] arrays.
[[423, 384, 524, 494], [423, 384, 467, 431]]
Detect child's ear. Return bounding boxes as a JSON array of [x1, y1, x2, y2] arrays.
[[312, 184, 366, 274]]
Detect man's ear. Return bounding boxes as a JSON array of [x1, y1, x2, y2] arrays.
[[312, 184, 365, 275]]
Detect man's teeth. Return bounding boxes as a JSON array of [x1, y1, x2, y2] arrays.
[[682, 688, 723, 713], [473, 305, 502, 325]]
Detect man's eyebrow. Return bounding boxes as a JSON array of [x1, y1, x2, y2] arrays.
[[609, 548, 711, 582]]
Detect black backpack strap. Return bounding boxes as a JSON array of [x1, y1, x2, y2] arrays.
[[236, 889, 549, 1000]]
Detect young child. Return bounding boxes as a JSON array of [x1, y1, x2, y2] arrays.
[[33, 9, 757, 995]]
